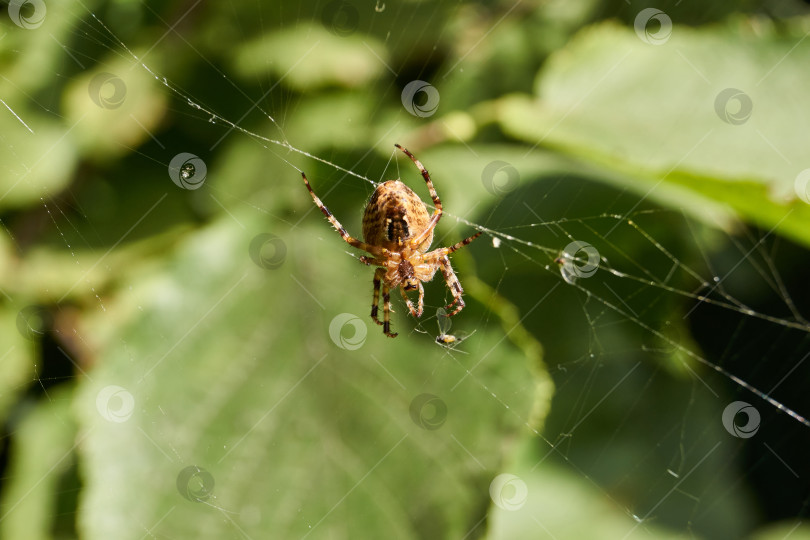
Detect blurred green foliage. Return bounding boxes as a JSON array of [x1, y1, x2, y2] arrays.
[[1, 0, 810, 539]]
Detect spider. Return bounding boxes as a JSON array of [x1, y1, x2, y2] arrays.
[[301, 144, 481, 337]]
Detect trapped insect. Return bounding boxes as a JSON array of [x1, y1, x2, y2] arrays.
[[433, 307, 475, 349], [301, 144, 481, 337]]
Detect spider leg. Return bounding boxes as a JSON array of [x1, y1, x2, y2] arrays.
[[302, 172, 384, 257], [394, 144, 443, 249], [382, 283, 398, 338], [360, 256, 385, 266], [400, 282, 425, 318], [439, 255, 466, 316], [418, 232, 479, 317], [370, 268, 385, 326], [438, 231, 482, 256], [417, 282, 425, 317]]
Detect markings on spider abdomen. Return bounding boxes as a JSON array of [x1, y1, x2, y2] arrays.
[[386, 217, 409, 243]]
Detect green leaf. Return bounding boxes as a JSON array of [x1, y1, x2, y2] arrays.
[[0, 231, 37, 420], [232, 24, 388, 90], [484, 434, 753, 540], [486, 464, 687, 539], [0, 386, 78, 540], [751, 522, 810, 540], [497, 19, 810, 247], [0, 313, 34, 421], [74, 212, 551, 539], [63, 59, 168, 163], [0, 122, 78, 211]]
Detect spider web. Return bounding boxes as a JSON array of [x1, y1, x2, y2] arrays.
[[87, 11, 810, 421], [3, 1, 810, 538]]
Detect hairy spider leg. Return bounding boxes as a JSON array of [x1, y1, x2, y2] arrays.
[[382, 283, 397, 337], [359, 256, 385, 266], [371, 267, 385, 326], [439, 231, 482, 257], [394, 144, 443, 250], [424, 231, 482, 316], [439, 256, 466, 316], [400, 282, 425, 318], [302, 172, 385, 257]]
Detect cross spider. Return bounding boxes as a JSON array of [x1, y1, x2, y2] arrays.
[[301, 144, 481, 337]]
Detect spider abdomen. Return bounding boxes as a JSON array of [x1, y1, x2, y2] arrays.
[[362, 180, 433, 251]]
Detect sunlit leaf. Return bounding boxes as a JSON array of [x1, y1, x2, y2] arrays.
[[497, 19, 810, 247]]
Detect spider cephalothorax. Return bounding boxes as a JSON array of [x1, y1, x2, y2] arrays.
[[302, 144, 481, 337]]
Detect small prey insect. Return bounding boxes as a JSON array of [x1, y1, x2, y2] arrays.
[[434, 306, 475, 349], [301, 144, 481, 337]]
